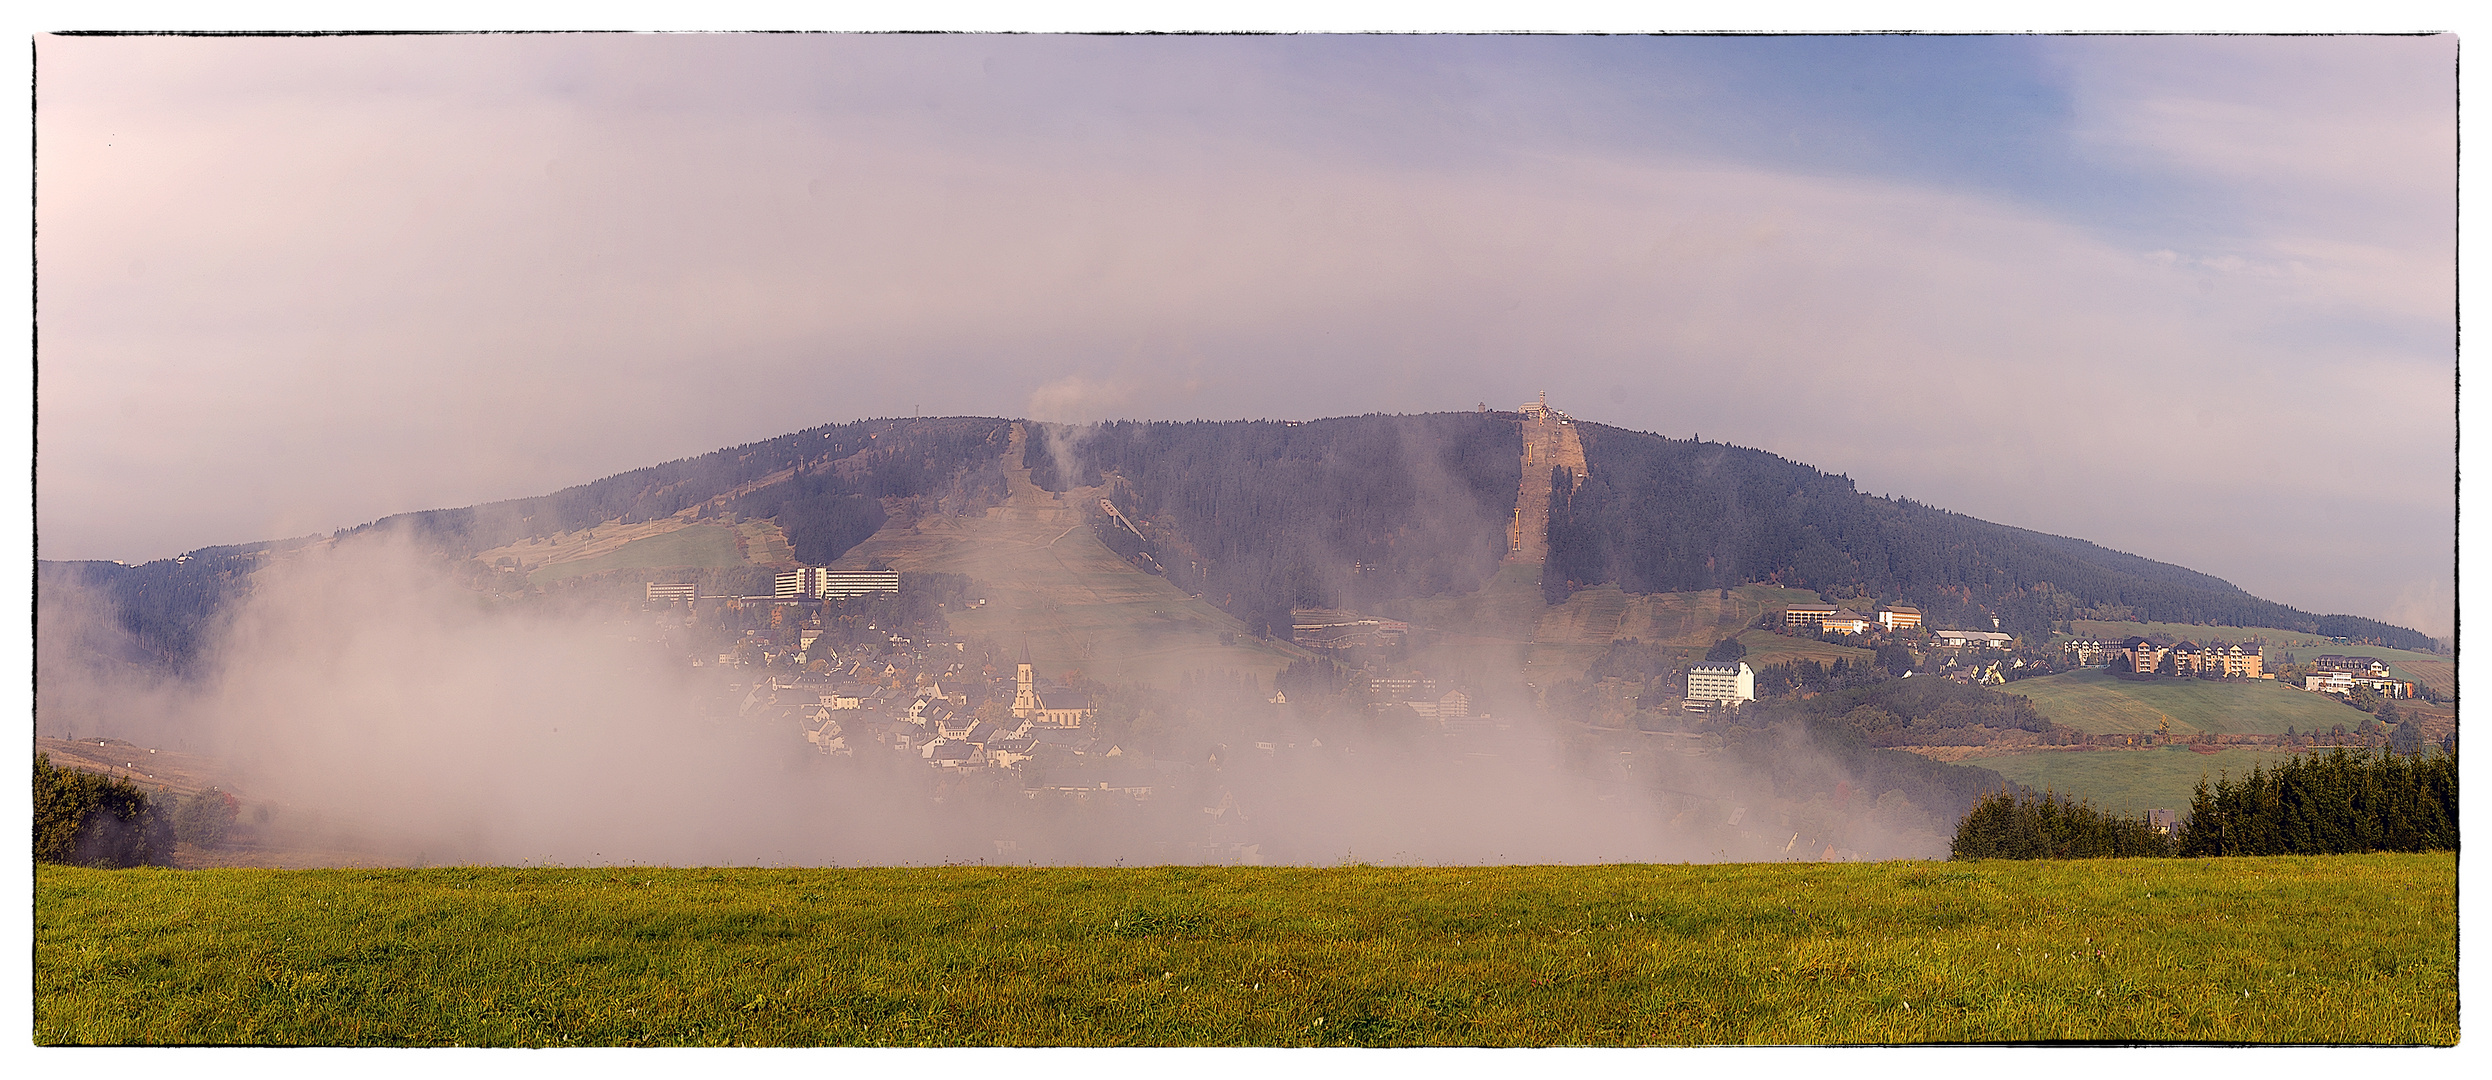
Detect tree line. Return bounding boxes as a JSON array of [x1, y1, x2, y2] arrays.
[[35, 755, 243, 868], [2178, 747, 2457, 856], [1949, 789, 2178, 859], [1950, 746, 2457, 860]]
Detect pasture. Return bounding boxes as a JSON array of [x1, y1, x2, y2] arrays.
[[2008, 668, 2367, 737], [1961, 745, 2306, 815], [36, 854, 2454, 1046]]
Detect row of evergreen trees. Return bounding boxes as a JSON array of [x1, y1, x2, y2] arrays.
[[1949, 789, 2177, 859], [1951, 747, 2457, 860], [2178, 747, 2457, 856]]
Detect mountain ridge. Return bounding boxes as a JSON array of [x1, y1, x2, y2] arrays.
[[41, 410, 2442, 673]]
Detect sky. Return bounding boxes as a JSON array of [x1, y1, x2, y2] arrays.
[[33, 32, 2457, 637]]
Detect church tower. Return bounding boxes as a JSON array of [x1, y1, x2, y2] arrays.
[[1012, 662, 1044, 719]]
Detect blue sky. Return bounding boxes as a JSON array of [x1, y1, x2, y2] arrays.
[[33, 32, 2457, 635]]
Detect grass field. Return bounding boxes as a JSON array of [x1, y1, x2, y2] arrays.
[[2008, 668, 2367, 737], [1735, 628, 1879, 670], [527, 524, 750, 584], [1961, 745, 2307, 815], [35, 854, 2453, 1045]]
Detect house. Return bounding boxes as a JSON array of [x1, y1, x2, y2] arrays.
[[920, 738, 982, 768], [2312, 655, 2392, 677], [1877, 607, 1922, 631], [1821, 611, 1876, 635], [804, 721, 851, 755], [1935, 629, 2014, 650], [1782, 604, 1839, 628], [2199, 644, 2264, 679], [2061, 638, 2109, 666], [2350, 676, 2414, 699], [1685, 661, 1755, 706], [2167, 641, 2203, 673], [2304, 672, 2355, 696]]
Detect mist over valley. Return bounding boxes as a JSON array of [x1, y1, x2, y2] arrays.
[[36, 406, 2442, 869]]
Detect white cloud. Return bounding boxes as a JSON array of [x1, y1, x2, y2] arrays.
[[33, 34, 2453, 635]]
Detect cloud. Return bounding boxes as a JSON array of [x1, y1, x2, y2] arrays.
[[33, 35, 2452, 636], [38, 532, 1949, 867]]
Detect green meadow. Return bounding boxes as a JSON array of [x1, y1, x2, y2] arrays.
[[2009, 668, 2367, 736], [36, 854, 2454, 1046], [1963, 746, 2306, 815]]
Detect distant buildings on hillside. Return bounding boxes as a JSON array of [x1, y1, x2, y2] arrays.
[[640, 567, 901, 605], [778, 568, 900, 599], [1782, 604, 1919, 637], [1932, 629, 2013, 650]]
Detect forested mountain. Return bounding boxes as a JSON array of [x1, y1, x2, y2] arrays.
[[347, 415, 1015, 559], [42, 410, 2438, 674], [1035, 415, 2434, 651], [1542, 422, 2430, 647], [1025, 414, 1522, 637]]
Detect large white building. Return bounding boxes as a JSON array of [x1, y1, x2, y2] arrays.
[[775, 568, 901, 600], [1686, 661, 1755, 707]]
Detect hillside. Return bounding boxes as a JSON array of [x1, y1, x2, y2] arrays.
[[40, 409, 2438, 678]]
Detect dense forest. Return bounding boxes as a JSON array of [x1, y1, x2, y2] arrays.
[[1027, 414, 2432, 650], [1544, 422, 2436, 649], [353, 415, 1014, 559], [1026, 414, 1521, 637]]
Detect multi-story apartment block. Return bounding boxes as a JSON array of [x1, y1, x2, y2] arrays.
[[776, 567, 901, 599], [1686, 661, 1756, 707]]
